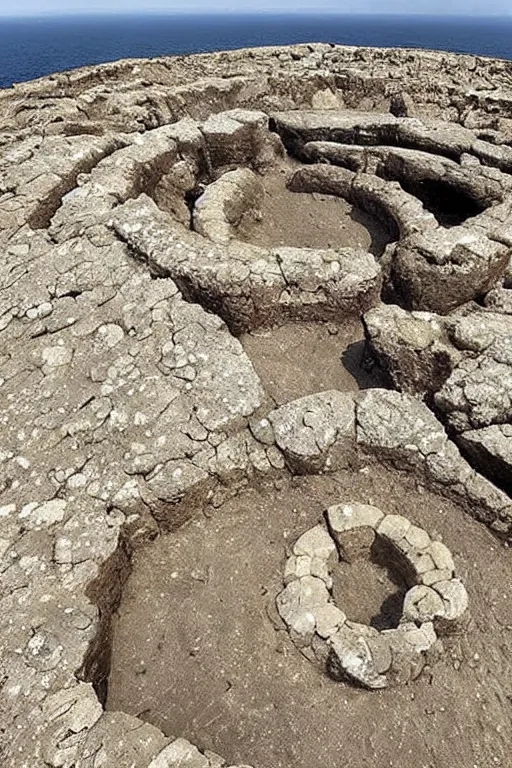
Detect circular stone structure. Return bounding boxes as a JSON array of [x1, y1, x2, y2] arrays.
[[1, 43, 512, 768], [277, 503, 468, 690]]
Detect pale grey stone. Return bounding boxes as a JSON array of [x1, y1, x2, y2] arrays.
[[434, 579, 469, 622], [366, 635, 393, 674], [421, 568, 454, 586], [269, 390, 357, 474], [377, 514, 412, 542], [329, 626, 388, 689], [149, 738, 209, 768], [314, 603, 346, 639], [327, 502, 384, 532], [283, 555, 298, 584], [295, 554, 312, 578], [310, 554, 333, 587], [292, 524, 337, 561], [429, 541, 455, 573], [364, 303, 457, 399], [298, 575, 331, 612], [276, 580, 301, 625], [402, 585, 446, 623], [404, 524, 431, 551]]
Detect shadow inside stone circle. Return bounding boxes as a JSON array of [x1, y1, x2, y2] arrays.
[[350, 206, 396, 257], [369, 589, 408, 631], [341, 340, 389, 390]]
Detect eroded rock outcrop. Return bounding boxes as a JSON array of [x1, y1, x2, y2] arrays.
[[2, 43, 512, 768]]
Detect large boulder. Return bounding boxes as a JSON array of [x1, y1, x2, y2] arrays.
[[268, 390, 357, 473], [389, 228, 509, 314], [364, 304, 458, 399]]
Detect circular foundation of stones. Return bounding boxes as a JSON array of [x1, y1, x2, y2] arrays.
[[277, 504, 468, 689], [1, 42, 512, 768]]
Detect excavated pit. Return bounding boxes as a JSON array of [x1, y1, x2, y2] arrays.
[[394, 177, 486, 227], [241, 320, 384, 405], [107, 465, 512, 768], [236, 164, 390, 256], [331, 551, 406, 631]]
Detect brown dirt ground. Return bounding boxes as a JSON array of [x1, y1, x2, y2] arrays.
[[107, 465, 512, 768], [237, 166, 390, 257], [236, 162, 388, 406], [240, 320, 384, 405]]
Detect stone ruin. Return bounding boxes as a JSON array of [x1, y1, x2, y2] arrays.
[[277, 504, 468, 690], [1, 42, 512, 767]]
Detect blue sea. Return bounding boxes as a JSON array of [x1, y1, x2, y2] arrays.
[[1, 13, 512, 90]]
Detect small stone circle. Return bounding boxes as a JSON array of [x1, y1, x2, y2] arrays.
[[276, 502, 468, 689]]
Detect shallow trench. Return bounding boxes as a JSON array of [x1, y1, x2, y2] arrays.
[[105, 464, 512, 768], [240, 318, 384, 405]]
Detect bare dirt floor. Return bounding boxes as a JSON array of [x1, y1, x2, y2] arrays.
[[240, 319, 384, 405], [236, 163, 389, 405], [107, 464, 512, 768], [237, 165, 391, 257]]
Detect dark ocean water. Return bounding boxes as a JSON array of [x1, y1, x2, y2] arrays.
[[1, 13, 512, 90]]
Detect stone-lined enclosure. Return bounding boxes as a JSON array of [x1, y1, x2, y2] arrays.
[[1, 43, 512, 767], [277, 505, 468, 690]]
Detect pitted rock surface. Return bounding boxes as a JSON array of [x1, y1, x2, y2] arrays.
[[1, 42, 512, 768]]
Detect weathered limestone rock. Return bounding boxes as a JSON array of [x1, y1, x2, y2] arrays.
[[434, 578, 469, 630], [329, 625, 388, 690], [364, 303, 458, 399], [193, 168, 264, 244], [268, 390, 356, 473], [389, 228, 509, 314], [293, 523, 338, 561], [382, 621, 438, 685], [356, 389, 512, 534], [356, 389, 465, 475], [327, 502, 384, 562], [363, 303, 512, 490], [458, 424, 512, 492], [200, 108, 284, 171], [447, 310, 512, 353], [149, 738, 210, 768], [402, 584, 446, 623], [277, 505, 466, 689], [485, 287, 512, 314], [435, 336, 512, 432], [76, 712, 170, 768]]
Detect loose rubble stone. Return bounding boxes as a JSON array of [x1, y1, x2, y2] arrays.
[[329, 625, 388, 689]]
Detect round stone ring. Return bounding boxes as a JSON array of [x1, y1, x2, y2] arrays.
[[276, 502, 469, 689]]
